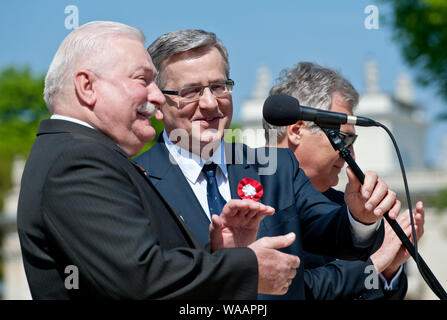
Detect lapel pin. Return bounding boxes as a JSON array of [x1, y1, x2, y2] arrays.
[[237, 178, 263, 202]]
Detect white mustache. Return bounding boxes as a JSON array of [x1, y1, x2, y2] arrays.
[[137, 102, 157, 117]]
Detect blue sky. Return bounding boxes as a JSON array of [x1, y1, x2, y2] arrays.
[[1, 0, 446, 166]]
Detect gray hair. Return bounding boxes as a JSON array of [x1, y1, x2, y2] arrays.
[[44, 21, 145, 111], [148, 29, 230, 88], [263, 62, 359, 143]]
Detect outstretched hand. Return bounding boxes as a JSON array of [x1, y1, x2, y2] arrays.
[[209, 199, 275, 251]]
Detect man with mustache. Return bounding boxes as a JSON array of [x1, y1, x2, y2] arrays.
[[17, 21, 300, 299]]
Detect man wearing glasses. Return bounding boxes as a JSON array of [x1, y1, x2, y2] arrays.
[[263, 62, 425, 299], [136, 29, 401, 299]]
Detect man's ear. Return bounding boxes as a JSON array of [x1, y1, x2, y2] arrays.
[[287, 121, 305, 147], [73, 70, 97, 107]]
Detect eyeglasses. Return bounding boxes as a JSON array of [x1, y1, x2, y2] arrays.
[[339, 130, 357, 148], [161, 79, 234, 103]]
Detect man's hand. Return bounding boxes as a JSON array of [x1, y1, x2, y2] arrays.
[[248, 233, 300, 295], [344, 168, 400, 224], [370, 201, 425, 280], [209, 199, 275, 251]]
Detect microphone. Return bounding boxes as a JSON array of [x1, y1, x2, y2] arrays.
[[263, 94, 378, 127]]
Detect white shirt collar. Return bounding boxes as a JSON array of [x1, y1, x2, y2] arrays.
[[162, 130, 228, 184], [51, 114, 95, 130]]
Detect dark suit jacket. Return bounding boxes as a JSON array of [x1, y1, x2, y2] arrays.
[[135, 137, 384, 300], [301, 188, 407, 300], [17, 119, 258, 299]]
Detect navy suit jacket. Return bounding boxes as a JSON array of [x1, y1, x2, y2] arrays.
[[300, 188, 407, 300], [135, 137, 384, 299]]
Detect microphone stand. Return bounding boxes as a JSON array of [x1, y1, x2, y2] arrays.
[[319, 124, 447, 300]]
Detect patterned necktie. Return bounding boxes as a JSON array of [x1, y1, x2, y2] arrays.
[[202, 163, 227, 216]]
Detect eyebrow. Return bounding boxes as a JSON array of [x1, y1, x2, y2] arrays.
[[133, 64, 154, 73], [132, 66, 157, 79], [181, 78, 227, 87]]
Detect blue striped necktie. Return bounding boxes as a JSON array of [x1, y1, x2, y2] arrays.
[[202, 163, 227, 216]]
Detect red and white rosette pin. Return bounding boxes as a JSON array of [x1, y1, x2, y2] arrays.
[[237, 178, 263, 202]]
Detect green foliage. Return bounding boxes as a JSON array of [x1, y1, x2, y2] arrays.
[[0, 66, 49, 210], [0, 66, 48, 285], [224, 123, 243, 143], [383, 0, 447, 210], [134, 117, 165, 157], [428, 186, 447, 212], [384, 0, 447, 100]]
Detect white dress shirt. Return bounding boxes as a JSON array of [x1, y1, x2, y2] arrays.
[[163, 130, 231, 221], [162, 130, 381, 244], [51, 114, 95, 129]]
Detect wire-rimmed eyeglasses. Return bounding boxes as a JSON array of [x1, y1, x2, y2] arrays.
[[161, 79, 234, 103]]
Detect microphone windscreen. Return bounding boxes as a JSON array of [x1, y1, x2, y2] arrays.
[[263, 94, 300, 126]]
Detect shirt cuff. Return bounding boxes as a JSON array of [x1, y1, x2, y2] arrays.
[[347, 206, 382, 247], [379, 265, 404, 290]]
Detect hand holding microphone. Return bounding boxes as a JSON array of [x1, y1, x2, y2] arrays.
[[263, 93, 447, 300]]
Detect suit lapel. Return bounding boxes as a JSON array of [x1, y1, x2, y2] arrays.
[[131, 151, 204, 248], [144, 140, 211, 246], [228, 164, 263, 201], [40, 119, 205, 249], [225, 143, 263, 202]]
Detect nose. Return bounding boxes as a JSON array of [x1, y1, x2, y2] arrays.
[[148, 82, 166, 106], [198, 87, 218, 111]]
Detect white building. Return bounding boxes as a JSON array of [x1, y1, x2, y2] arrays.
[[338, 61, 447, 201], [240, 66, 271, 148], [354, 60, 427, 174], [1, 156, 31, 299]]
